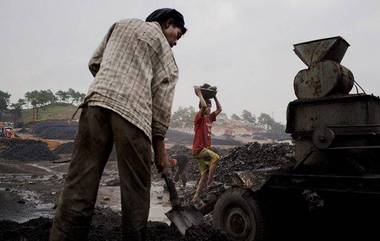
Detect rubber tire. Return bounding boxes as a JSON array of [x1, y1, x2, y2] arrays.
[[212, 187, 265, 241]]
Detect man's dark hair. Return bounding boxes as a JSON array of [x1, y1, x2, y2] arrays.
[[146, 8, 187, 34]]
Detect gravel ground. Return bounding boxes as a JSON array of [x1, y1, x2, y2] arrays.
[[0, 208, 232, 241]]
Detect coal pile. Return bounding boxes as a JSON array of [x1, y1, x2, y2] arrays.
[[0, 217, 51, 241], [156, 145, 232, 182], [252, 132, 291, 141], [53, 141, 74, 154], [0, 139, 59, 161], [29, 120, 78, 140], [53, 142, 117, 161], [215, 142, 295, 184], [166, 129, 241, 146], [27, 119, 240, 149], [165, 143, 295, 184], [17, 128, 29, 134], [210, 147, 231, 158], [0, 208, 231, 241], [211, 136, 241, 146]]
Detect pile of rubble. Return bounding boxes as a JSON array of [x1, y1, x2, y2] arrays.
[[0, 139, 58, 161], [166, 129, 241, 146], [0, 217, 51, 241], [214, 142, 295, 184], [52, 142, 74, 155], [53, 142, 118, 161], [29, 120, 78, 140], [27, 120, 241, 146], [165, 143, 295, 184]]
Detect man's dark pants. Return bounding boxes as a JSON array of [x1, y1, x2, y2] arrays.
[[49, 106, 152, 241]]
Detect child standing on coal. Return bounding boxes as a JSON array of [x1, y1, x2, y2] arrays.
[[191, 85, 222, 204]]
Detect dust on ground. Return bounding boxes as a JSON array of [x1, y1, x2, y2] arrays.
[[0, 122, 236, 241], [1, 121, 375, 240]]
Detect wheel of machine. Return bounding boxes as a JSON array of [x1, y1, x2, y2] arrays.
[[212, 187, 265, 241]]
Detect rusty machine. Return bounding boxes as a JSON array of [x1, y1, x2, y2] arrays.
[[211, 37, 380, 241]]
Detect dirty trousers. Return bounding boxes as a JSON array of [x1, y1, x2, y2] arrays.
[[49, 106, 152, 241]]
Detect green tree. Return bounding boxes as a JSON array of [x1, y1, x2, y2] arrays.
[[40, 89, 57, 105], [66, 88, 85, 105], [257, 113, 274, 129], [241, 110, 257, 126], [25, 89, 60, 120], [257, 113, 286, 141], [231, 114, 241, 121], [67, 88, 77, 104], [170, 106, 196, 128], [71, 91, 82, 104], [25, 90, 40, 121], [10, 98, 26, 124], [55, 90, 69, 103], [217, 112, 229, 123], [271, 122, 286, 139], [78, 93, 86, 103], [0, 90, 11, 111]]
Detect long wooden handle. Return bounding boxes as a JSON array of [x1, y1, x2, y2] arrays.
[[163, 175, 179, 206]]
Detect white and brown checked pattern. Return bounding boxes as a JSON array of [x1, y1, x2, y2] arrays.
[[86, 19, 178, 141]]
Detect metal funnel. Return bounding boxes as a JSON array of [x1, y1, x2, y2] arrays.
[[294, 36, 350, 67]]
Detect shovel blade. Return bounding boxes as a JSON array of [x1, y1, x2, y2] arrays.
[[165, 206, 204, 235]]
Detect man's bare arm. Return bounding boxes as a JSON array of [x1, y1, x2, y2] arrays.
[[152, 136, 171, 176], [194, 86, 208, 116], [213, 96, 222, 116]]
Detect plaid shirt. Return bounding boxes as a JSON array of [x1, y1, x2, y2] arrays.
[[86, 19, 178, 141]]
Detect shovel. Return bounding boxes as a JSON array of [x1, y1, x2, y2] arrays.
[[162, 174, 204, 235]]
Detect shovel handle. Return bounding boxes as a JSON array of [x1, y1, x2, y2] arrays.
[[163, 175, 180, 207]]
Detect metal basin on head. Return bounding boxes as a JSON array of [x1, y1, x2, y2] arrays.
[[294, 36, 350, 67]]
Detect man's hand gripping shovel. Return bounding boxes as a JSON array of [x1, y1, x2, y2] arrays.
[[162, 173, 204, 235]]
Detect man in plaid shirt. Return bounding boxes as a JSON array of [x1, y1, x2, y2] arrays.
[[50, 8, 187, 241]]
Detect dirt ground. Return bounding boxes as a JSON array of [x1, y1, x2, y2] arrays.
[[2, 123, 376, 241], [0, 155, 233, 240], [0, 158, 162, 220], [0, 129, 316, 241]]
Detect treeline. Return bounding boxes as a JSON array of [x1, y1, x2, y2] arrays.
[[0, 89, 85, 121], [170, 106, 285, 136]]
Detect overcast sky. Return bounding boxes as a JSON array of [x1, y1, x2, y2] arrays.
[[1, 0, 379, 123]]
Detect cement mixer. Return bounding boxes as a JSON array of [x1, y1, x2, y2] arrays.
[[211, 37, 380, 241]]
